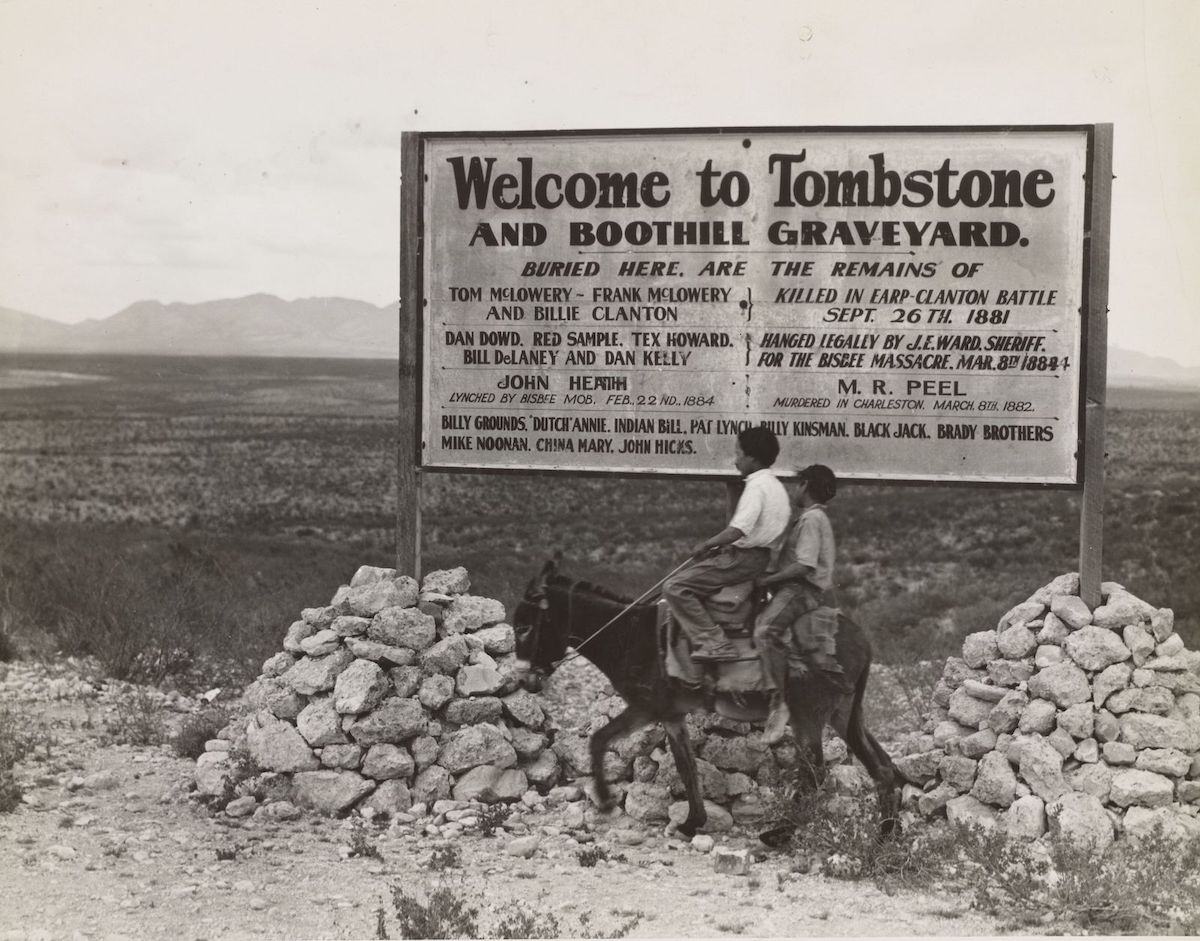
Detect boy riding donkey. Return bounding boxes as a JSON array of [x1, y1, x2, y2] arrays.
[[664, 426, 844, 744], [754, 463, 845, 744]]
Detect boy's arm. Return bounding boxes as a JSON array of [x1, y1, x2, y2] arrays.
[[691, 525, 745, 557], [757, 559, 815, 588]]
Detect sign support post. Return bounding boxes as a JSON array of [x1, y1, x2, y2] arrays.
[[398, 133, 423, 577], [1079, 124, 1113, 608]]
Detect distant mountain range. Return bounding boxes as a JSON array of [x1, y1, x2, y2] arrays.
[[0, 295, 398, 360], [0, 295, 1197, 387]]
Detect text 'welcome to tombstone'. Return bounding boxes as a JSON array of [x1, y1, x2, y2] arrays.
[[416, 128, 1093, 483]]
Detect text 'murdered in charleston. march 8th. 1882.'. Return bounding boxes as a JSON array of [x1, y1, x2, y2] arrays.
[[418, 129, 1090, 484]]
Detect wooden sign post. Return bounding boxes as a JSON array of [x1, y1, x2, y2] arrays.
[[398, 132, 423, 577], [1079, 124, 1113, 607]]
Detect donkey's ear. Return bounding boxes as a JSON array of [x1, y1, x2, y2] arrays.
[[541, 556, 559, 577]]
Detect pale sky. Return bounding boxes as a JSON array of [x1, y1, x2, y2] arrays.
[[2, 0, 1197, 363]]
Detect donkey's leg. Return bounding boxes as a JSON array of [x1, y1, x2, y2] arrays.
[[830, 677, 902, 839], [785, 675, 833, 792], [663, 716, 706, 839], [589, 708, 649, 812]]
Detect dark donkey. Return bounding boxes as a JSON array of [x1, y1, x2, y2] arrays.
[[512, 559, 901, 840]]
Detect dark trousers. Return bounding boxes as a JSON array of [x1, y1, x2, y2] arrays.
[[663, 546, 771, 654]]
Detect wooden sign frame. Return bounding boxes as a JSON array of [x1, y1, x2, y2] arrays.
[[399, 125, 1112, 596]]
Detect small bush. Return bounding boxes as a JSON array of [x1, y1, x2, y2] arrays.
[[171, 706, 231, 759], [386, 883, 479, 939], [378, 880, 644, 940], [0, 630, 17, 663], [475, 803, 511, 837], [0, 704, 56, 814], [102, 686, 168, 746], [426, 844, 462, 871], [577, 845, 627, 868], [346, 819, 384, 860], [492, 903, 561, 939]]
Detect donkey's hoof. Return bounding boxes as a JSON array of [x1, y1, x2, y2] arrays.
[[594, 793, 617, 814]]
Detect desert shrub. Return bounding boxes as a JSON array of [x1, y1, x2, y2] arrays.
[[577, 845, 626, 868], [475, 803, 511, 837], [765, 785, 1200, 934], [346, 819, 384, 860], [171, 706, 231, 759], [0, 704, 55, 813], [377, 880, 643, 940], [426, 844, 462, 872], [385, 883, 479, 939], [0, 630, 16, 663], [491, 904, 561, 939], [102, 686, 168, 746]]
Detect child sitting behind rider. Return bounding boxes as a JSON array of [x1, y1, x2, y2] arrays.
[[754, 464, 842, 745]]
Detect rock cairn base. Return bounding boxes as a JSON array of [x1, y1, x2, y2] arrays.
[[194, 566, 848, 827], [893, 573, 1200, 851]]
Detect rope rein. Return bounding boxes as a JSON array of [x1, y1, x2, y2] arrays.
[[555, 556, 698, 665]]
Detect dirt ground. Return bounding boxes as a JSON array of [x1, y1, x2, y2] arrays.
[[0, 671, 1001, 940]]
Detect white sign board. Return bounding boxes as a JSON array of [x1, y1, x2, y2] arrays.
[[417, 127, 1092, 484]]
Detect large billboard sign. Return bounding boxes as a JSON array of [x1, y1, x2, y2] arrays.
[[413, 127, 1097, 484]]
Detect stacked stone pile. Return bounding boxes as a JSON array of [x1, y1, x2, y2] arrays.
[[196, 565, 561, 817], [893, 573, 1200, 851], [195, 565, 859, 827]]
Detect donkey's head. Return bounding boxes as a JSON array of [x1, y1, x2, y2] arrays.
[[512, 558, 569, 691]]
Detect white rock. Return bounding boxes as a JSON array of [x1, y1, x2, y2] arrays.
[[1037, 613, 1070, 645], [1047, 792, 1113, 855], [1018, 737, 1067, 801], [1134, 748, 1192, 778], [1124, 806, 1200, 843], [247, 711, 320, 773], [669, 799, 732, 832], [300, 629, 341, 657], [291, 770, 376, 814], [962, 632, 999, 669], [1018, 699, 1058, 735], [691, 834, 715, 853], [970, 752, 1017, 808], [1092, 591, 1155, 630], [369, 608, 436, 651], [422, 567, 471, 595], [283, 649, 355, 696], [1050, 595, 1093, 630], [1028, 574, 1080, 605], [1110, 769, 1175, 808], [442, 595, 507, 635], [999, 601, 1046, 632], [296, 697, 349, 748], [712, 847, 751, 874], [333, 660, 390, 715], [1150, 608, 1175, 643], [948, 688, 995, 728], [1027, 661, 1091, 708], [1003, 794, 1047, 840], [506, 835, 540, 858], [1120, 713, 1199, 752], [997, 624, 1038, 659], [1064, 625, 1131, 672], [946, 795, 997, 829], [1057, 702, 1094, 739]]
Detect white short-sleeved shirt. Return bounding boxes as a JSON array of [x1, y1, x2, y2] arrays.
[[728, 469, 791, 549], [790, 503, 835, 591]]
